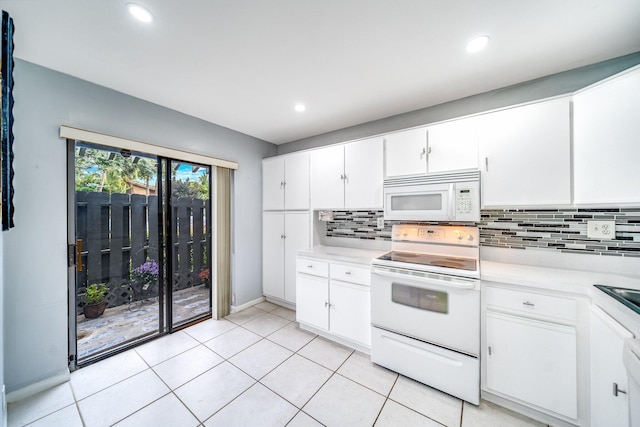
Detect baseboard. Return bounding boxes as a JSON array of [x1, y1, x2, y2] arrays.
[[6, 370, 70, 404], [230, 296, 265, 313], [264, 297, 295, 311], [2, 385, 6, 427]]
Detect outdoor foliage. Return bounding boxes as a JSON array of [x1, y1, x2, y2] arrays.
[[75, 147, 157, 194], [84, 283, 108, 305]]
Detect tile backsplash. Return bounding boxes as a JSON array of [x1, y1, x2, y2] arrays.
[[322, 209, 640, 257]]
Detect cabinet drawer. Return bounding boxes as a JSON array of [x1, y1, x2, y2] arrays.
[[485, 286, 576, 323], [330, 263, 370, 286], [296, 257, 329, 277]]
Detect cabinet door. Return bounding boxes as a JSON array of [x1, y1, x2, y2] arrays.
[[574, 67, 640, 205], [486, 311, 577, 419], [344, 137, 383, 209], [262, 157, 285, 210], [262, 212, 284, 299], [283, 212, 310, 303], [590, 306, 632, 427], [329, 280, 371, 346], [428, 117, 478, 173], [310, 145, 344, 209], [478, 98, 571, 207], [384, 127, 428, 178], [296, 274, 329, 330], [284, 151, 310, 210]]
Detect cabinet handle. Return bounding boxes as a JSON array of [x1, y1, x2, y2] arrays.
[[307, 265, 313, 268], [488, 346, 492, 356], [485, 157, 489, 172], [280, 181, 285, 188], [522, 301, 535, 307], [340, 174, 344, 180], [324, 301, 329, 308], [345, 271, 351, 275], [613, 382, 627, 396], [420, 147, 427, 159], [280, 234, 286, 239]]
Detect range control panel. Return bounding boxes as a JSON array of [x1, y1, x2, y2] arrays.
[[392, 224, 479, 246]]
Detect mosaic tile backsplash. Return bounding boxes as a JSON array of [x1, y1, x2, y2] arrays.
[[323, 209, 640, 257]]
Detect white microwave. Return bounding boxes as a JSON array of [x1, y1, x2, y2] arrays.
[[383, 171, 480, 222]]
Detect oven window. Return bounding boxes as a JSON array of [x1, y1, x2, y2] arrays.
[[390, 193, 442, 211], [391, 283, 448, 314]]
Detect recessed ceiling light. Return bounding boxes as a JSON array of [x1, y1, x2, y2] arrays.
[[294, 104, 306, 113], [127, 3, 154, 23], [466, 35, 490, 53]]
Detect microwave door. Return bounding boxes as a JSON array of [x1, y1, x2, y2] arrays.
[[384, 184, 453, 220]]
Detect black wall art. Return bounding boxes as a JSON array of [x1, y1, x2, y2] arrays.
[[1, 10, 15, 230]]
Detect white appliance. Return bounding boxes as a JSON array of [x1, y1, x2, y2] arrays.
[[371, 224, 480, 404], [624, 338, 640, 427], [383, 171, 480, 222]]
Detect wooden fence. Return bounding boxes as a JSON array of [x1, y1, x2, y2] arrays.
[[75, 191, 209, 313]]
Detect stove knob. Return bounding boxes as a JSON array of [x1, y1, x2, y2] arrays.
[[455, 231, 463, 240], [467, 234, 474, 242]]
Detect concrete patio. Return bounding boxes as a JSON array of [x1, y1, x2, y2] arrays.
[[76, 285, 211, 362]]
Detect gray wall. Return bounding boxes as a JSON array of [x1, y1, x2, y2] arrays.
[[277, 51, 640, 154], [3, 59, 276, 393]]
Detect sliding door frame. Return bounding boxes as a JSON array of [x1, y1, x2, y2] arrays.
[[65, 127, 234, 370]]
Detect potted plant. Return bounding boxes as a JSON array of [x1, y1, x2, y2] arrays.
[[199, 267, 210, 288], [131, 259, 159, 300], [83, 283, 108, 319]]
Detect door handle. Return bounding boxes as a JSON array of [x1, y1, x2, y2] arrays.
[[613, 382, 627, 396], [76, 239, 83, 272]]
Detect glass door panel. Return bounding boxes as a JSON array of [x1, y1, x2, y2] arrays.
[[169, 160, 212, 328], [72, 141, 164, 365]]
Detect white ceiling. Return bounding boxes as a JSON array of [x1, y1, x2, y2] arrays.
[[3, 1, 640, 144]]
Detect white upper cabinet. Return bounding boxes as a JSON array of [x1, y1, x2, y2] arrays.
[[573, 66, 640, 206], [384, 127, 428, 178], [428, 116, 479, 173], [478, 97, 571, 208], [344, 137, 384, 209], [385, 118, 479, 178], [284, 151, 311, 210], [310, 145, 345, 209], [311, 138, 384, 209], [262, 157, 285, 211], [262, 151, 309, 211]]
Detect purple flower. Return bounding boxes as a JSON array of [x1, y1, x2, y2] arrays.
[[131, 259, 159, 285]]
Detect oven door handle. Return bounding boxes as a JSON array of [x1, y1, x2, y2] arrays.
[[372, 268, 477, 290]]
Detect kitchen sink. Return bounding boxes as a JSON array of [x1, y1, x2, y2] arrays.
[[595, 285, 640, 315]]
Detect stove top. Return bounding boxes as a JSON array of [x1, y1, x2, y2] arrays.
[[372, 224, 480, 278], [377, 251, 477, 272]]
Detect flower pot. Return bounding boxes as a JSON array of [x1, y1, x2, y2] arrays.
[[83, 301, 107, 319]]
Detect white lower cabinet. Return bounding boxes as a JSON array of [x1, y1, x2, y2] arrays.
[[484, 284, 579, 423], [296, 257, 371, 349], [328, 280, 370, 346], [296, 273, 328, 330], [589, 305, 633, 427], [262, 211, 310, 304], [486, 312, 577, 419]]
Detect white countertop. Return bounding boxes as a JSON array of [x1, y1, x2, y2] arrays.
[[297, 245, 388, 265], [482, 261, 640, 296]]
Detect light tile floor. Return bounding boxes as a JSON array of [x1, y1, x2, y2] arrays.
[[8, 301, 549, 427]]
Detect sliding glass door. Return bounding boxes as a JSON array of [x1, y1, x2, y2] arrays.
[[69, 141, 212, 368], [166, 159, 212, 329]]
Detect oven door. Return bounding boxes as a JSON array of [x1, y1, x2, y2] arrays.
[[383, 183, 454, 221], [371, 266, 480, 356]]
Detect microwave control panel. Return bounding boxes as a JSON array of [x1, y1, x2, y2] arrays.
[[454, 182, 480, 221]]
